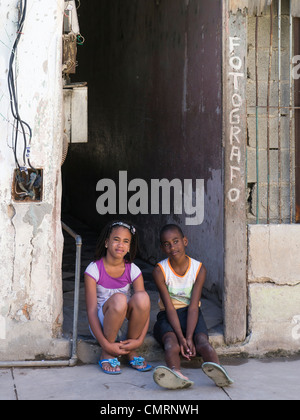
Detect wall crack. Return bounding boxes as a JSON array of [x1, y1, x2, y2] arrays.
[[249, 277, 300, 287], [8, 204, 16, 295]]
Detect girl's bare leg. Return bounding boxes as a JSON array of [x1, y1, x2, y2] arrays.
[[101, 293, 127, 372], [126, 291, 150, 368]]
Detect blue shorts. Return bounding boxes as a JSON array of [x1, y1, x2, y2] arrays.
[[153, 306, 208, 346]]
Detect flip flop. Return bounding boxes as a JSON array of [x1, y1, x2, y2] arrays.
[[202, 362, 234, 387], [153, 366, 194, 390], [128, 356, 152, 372], [99, 358, 122, 375]]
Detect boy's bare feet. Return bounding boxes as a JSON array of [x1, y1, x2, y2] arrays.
[[153, 366, 194, 389], [172, 368, 190, 381]]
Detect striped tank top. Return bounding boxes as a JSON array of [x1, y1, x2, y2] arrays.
[[157, 256, 202, 311]]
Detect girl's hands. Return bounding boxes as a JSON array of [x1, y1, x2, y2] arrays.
[[104, 339, 141, 356], [119, 338, 141, 352], [104, 342, 130, 357]]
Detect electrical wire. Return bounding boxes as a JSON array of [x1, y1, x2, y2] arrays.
[[6, 0, 42, 201], [7, 0, 35, 172]]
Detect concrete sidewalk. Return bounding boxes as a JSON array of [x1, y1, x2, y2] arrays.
[[1, 356, 300, 400]]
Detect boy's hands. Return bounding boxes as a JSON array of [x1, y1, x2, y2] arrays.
[[179, 337, 196, 360], [186, 338, 196, 358]]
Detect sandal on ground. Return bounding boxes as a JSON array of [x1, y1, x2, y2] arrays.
[[202, 362, 234, 387], [99, 358, 122, 375], [128, 356, 152, 372], [153, 366, 194, 390]]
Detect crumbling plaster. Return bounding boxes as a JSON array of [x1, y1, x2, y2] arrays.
[[0, 1, 68, 360], [246, 224, 300, 354]]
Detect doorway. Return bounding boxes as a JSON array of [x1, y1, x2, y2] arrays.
[[62, 0, 224, 336]]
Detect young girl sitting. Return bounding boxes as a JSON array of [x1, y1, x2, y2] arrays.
[[84, 221, 152, 374]]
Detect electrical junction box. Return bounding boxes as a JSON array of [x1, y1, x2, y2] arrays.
[[63, 83, 88, 143], [62, 33, 77, 75], [12, 168, 43, 202]]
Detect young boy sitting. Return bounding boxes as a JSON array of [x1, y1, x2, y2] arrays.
[[152, 224, 233, 389]]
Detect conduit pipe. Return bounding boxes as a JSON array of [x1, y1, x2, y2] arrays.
[[0, 222, 82, 368]]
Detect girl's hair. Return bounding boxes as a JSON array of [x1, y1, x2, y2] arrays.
[[94, 220, 139, 263]]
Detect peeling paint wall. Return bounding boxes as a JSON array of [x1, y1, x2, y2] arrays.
[[0, 1, 67, 360], [246, 225, 300, 353]]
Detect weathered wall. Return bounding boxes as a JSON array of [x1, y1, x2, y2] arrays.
[[222, 0, 300, 347], [246, 225, 300, 353], [62, 0, 224, 299], [0, 1, 67, 360]]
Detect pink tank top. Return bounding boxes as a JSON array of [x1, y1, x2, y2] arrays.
[[85, 258, 141, 308]]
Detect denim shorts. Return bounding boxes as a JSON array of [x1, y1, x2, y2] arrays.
[[153, 306, 208, 346]]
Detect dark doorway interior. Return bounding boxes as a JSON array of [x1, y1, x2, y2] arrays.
[[62, 0, 224, 333]]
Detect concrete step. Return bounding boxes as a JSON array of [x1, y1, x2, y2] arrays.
[[76, 332, 227, 366], [63, 283, 226, 365]]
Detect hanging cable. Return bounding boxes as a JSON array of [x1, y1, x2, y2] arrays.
[[7, 0, 36, 172], [7, 0, 43, 201]]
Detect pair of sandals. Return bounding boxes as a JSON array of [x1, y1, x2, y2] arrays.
[[99, 357, 233, 389], [99, 356, 152, 375], [153, 362, 234, 389]]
